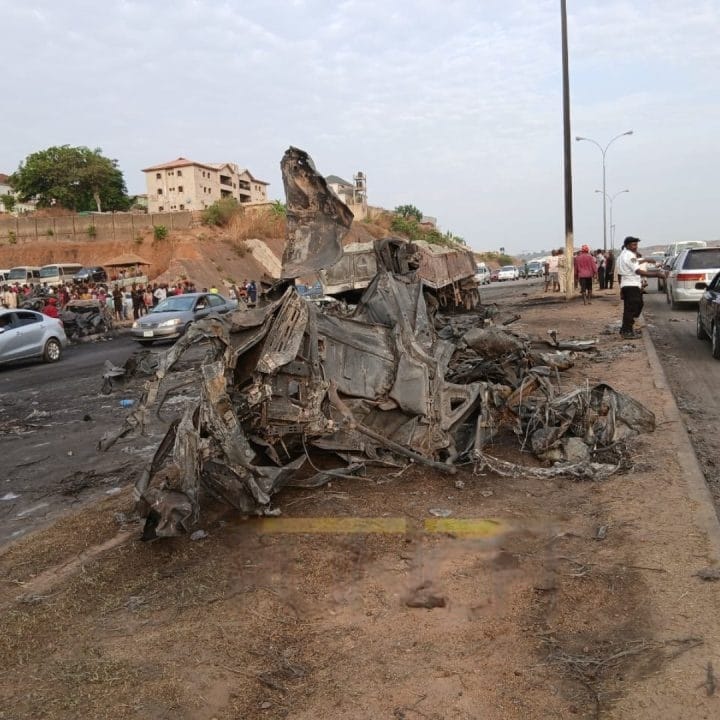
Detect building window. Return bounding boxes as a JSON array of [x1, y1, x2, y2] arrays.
[[177, 170, 182, 177], [157, 188, 163, 195], [178, 185, 183, 193], [158, 206, 164, 211], [180, 204, 185, 210], [156, 173, 161, 179]]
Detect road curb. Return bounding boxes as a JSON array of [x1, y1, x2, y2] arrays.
[[643, 329, 720, 560]]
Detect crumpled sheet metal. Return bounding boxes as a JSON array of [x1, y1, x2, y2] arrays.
[[118, 275, 656, 539], [108, 147, 658, 539], [280, 146, 354, 279]]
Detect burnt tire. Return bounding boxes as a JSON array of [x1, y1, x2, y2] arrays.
[[43, 338, 62, 363], [697, 313, 709, 340], [712, 324, 720, 360]]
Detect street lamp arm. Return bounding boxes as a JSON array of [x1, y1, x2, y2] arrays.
[[611, 189, 629, 202], [604, 130, 633, 157], [575, 136, 603, 154]]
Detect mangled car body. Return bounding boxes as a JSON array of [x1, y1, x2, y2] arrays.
[[320, 239, 480, 310], [104, 147, 656, 539]]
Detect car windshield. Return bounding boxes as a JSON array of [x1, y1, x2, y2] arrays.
[[152, 296, 195, 312], [683, 249, 720, 270], [39, 266, 60, 278], [501, 266, 515, 271]]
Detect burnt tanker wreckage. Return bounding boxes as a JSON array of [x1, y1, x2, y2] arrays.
[[101, 147, 656, 540]]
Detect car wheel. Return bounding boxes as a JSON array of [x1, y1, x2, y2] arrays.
[[697, 313, 709, 340], [713, 324, 720, 360], [43, 338, 62, 363]]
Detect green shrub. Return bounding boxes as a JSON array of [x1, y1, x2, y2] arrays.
[[231, 240, 248, 257], [8, 230, 17, 244], [153, 225, 168, 241], [270, 200, 287, 217], [46, 228, 54, 237], [202, 197, 239, 226], [87, 224, 97, 238]]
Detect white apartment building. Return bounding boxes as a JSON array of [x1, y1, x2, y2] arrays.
[[142, 157, 269, 213]]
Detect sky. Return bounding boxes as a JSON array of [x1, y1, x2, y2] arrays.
[[1, 0, 719, 255]]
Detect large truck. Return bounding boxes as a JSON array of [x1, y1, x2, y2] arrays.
[[319, 237, 481, 310]]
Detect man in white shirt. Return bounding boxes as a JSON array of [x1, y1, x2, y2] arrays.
[[153, 285, 167, 304], [617, 236, 663, 339]]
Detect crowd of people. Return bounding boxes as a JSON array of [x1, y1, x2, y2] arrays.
[[538, 239, 664, 338], [1, 276, 261, 322], [542, 246, 617, 302], [2, 280, 198, 320]]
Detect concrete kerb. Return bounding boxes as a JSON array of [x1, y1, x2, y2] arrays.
[[642, 330, 720, 562]]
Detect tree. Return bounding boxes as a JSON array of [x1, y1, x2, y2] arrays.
[[394, 204, 423, 222], [9, 145, 131, 212], [0, 193, 16, 212]]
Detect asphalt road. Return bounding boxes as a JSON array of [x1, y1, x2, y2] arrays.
[[0, 331, 171, 543], [642, 287, 720, 505], [0, 332, 143, 393]]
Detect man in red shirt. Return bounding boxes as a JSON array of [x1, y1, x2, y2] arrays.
[[41, 297, 59, 318], [574, 245, 598, 304]]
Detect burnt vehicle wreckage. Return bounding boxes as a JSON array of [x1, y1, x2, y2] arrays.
[[100, 147, 656, 540]]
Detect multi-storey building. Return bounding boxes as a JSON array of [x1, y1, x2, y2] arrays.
[[142, 157, 269, 213]]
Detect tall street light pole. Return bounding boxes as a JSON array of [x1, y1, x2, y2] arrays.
[[595, 188, 629, 251], [560, 0, 575, 301], [576, 131, 633, 252]]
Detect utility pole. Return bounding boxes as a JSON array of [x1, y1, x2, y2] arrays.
[[561, 0, 574, 300]]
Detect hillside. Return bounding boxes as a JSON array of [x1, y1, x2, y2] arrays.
[[0, 208, 485, 289]]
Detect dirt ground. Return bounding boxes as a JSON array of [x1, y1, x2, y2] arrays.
[[1, 285, 719, 720]]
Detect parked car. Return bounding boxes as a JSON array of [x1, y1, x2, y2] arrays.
[[526, 261, 544, 278], [497, 265, 519, 281], [0, 309, 68, 365], [656, 254, 676, 293], [131, 292, 237, 344], [474, 265, 491, 285], [665, 247, 720, 308], [74, 266, 108, 283], [696, 270, 720, 359]]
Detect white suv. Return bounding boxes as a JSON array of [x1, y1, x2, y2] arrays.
[[666, 247, 720, 307]]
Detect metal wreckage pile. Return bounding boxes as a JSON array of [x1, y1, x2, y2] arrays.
[[102, 147, 656, 540]]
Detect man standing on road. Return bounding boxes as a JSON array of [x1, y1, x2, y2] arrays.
[[617, 236, 663, 339], [575, 245, 597, 304]]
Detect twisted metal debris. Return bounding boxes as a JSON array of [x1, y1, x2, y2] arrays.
[[101, 147, 656, 539]]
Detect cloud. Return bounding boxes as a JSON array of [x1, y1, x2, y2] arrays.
[[1, 0, 719, 252]]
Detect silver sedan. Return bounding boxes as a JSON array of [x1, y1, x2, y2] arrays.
[[0, 309, 68, 365], [131, 292, 237, 344]]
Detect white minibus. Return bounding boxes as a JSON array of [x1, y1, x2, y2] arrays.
[[7, 266, 41, 284], [39, 263, 83, 287]]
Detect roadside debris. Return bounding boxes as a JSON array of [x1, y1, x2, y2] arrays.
[[101, 147, 658, 540]]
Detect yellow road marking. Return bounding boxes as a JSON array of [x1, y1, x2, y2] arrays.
[[253, 517, 507, 537]]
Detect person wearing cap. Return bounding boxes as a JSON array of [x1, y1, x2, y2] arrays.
[[41, 297, 59, 319], [616, 236, 663, 338], [575, 245, 597, 304]]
